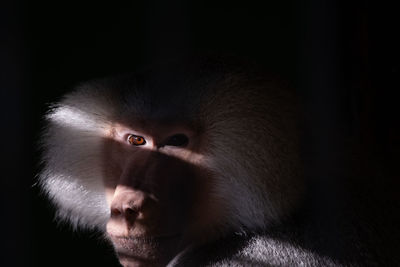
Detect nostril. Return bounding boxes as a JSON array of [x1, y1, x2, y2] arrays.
[[125, 207, 137, 216], [110, 206, 138, 219], [111, 207, 122, 217]]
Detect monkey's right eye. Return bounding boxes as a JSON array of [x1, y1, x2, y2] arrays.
[[127, 134, 146, 146]]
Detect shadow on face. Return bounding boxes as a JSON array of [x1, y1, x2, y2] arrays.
[[101, 123, 218, 267]]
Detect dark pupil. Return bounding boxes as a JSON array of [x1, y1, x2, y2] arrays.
[[166, 134, 189, 147]]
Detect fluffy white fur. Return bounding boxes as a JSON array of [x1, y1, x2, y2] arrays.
[[40, 84, 118, 230]]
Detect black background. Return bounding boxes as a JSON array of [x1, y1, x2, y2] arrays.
[[1, 0, 399, 266]]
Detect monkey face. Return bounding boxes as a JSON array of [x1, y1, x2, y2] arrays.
[[102, 122, 214, 266], [39, 59, 302, 266]]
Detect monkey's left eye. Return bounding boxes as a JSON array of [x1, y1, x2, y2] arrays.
[[127, 134, 146, 146], [165, 134, 189, 147]]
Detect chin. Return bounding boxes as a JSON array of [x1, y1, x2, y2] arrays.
[[109, 234, 183, 267]]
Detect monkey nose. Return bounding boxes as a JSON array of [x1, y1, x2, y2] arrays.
[[109, 186, 147, 222]]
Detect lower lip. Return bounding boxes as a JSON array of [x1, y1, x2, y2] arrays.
[[110, 233, 181, 244], [110, 234, 182, 257]]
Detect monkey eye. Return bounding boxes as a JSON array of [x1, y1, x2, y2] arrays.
[[165, 134, 189, 147], [127, 134, 146, 146]]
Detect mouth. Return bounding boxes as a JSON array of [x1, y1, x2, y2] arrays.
[[109, 234, 182, 264], [110, 233, 181, 248]]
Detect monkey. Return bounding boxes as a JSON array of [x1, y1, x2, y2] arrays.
[[38, 57, 394, 266]]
